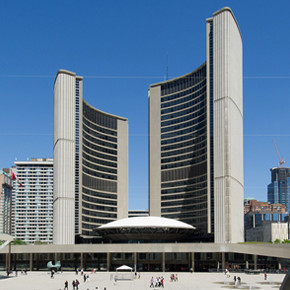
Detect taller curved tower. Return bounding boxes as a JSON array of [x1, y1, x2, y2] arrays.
[[149, 7, 244, 243], [54, 70, 128, 244]]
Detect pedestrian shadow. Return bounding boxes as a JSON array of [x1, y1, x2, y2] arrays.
[[213, 282, 262, 289]]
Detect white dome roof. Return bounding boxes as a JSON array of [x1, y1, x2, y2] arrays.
[[98, 216, 195, 230]]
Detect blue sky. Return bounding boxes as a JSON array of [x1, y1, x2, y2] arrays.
[[1, 1, 290, 209]]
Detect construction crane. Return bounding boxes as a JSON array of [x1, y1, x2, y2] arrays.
[[273, 139, 285, 167]]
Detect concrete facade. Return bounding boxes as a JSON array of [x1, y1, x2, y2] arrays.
[[53, 70, 128, 244], [1, 242, 289, 274], [54, 70, 76, 245], [149, 7, 244, 243], [12, 159, 53, 244], [0, 170, 13, 235], [209, 8, 244, 243], [246, 222, 290, 242]]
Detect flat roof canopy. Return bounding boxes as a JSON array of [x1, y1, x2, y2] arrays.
[[95, 217, 196, 242]]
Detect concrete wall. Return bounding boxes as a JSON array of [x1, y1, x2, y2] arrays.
[[211, 8, 244, 243], [117, 118, 129, 219], [148, 86, 161, 217], [53, 70, 76, 245]]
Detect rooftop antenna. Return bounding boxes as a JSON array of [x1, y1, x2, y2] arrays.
[[166, 52, 168, 80]]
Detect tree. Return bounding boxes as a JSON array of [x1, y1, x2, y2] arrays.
[[13, 239, 27, 245]]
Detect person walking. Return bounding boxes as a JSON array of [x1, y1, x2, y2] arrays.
[[64, 280, 68, 290], [75, 279, 80, 290], [150, 276, 154, 287]]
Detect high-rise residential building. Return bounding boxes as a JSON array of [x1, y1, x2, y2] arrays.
[[54, 70, 128, 244], [0, 169, 13, 234], [268, 167, 290, 213], [12, 158, 53, 244], [149, 7, 244, 243]]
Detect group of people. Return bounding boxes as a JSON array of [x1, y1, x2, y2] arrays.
[[72, 279, 80, 289], [169, 274, 178, 282], [64, 279, 80, 290], [149, 276, 165, 288], [233, 276, 241, 287]]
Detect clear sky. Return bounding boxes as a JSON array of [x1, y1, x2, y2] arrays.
[[1, 0, 290, 210]]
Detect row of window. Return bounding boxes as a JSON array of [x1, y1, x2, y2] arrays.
[[83, 151, 117, 168], [83, 130, 117, 151], [82, 166, 117, 181], [82, 192, 117, 206], [161, 154, 206, 170], [161, 88, 206, 114], [83, 116, 117, 137], [83, 136, 117, 156], [82, 201, 116, 213], [82, 187, 117, 200], [83, 122, 117, 144], [161, 113, 206, 134], [161, 107, 205, 129], [82, 214, 117, 224], [82, 173, 117, 193], [161, 128, 206, 145], [161, 174, 207, 188], [82, 159, 117, 175], [161, 98, 206, 121], [161, 189, 207, 200], [83, 145, 117, 162], [162, 135, 206, 152], [161, 141, 206, 158], [161, 196, 207, 207], [161, 162, 207, 182], [161, 79, 206, 107], [161, 147, 206, 164], [161, 122, 206, 140], [161, 64, 206, 97], [161, 202, 208, 213], [81, 215, 112, 225], [83, 101, 117, 130]]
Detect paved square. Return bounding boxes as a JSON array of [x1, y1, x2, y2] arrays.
[[0, 271, 286, 290]]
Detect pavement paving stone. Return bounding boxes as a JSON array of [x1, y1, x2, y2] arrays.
[[0, 271, 286, 290]]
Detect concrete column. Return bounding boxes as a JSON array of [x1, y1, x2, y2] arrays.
[[13, 254, 16, 271], [245, 254, 249, 269], [134, 252, 137, 273], [5, 253, 8, 269], [162, 252, 165, 272], [54, 253, 58, 264], [191, 252, 195, 272], [80, 253, 84, 269], [29, 253, 33, 271], [107, 253, 111, 272], [254, 255, 257, 270], [84, 253, 87, 270], [222, 252, 225, 271]]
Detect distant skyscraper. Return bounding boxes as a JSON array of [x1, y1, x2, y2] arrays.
[[12, 158, 53, 244], [268, 167, 290, 212], [54, 70, 128, 244], [0, 169, 13, 234], [149, 7, 244, 243]]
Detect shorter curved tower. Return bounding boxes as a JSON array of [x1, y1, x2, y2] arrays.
[[54, 70, 128, 244]]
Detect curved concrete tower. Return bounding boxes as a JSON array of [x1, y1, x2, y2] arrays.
[[149, 7, 244, 243], [53, 70, 128, 244]]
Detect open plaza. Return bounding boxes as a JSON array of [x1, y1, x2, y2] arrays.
[[0, 271, 287, 290]]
